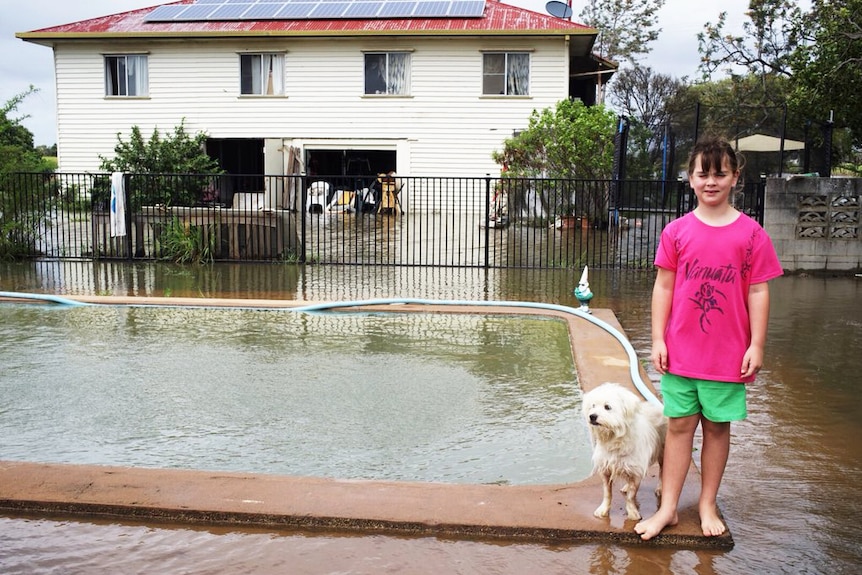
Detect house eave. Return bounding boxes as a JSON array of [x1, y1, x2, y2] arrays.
[[17, 28, 598, 56], [17, 28, 597, 40]]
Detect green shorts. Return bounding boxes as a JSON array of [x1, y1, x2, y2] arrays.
[[660, 373, 747, 422]]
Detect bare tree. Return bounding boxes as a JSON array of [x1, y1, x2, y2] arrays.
[[609, 67, 685, 132], [608, 66, 687, 177], [697, 1, 804, 80]]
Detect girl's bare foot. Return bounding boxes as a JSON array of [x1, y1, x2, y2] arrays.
[[700, 504, 727, 537], [634, 509, 678, 540]]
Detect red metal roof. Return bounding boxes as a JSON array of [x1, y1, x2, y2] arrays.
[[19, 0, 595, 39]]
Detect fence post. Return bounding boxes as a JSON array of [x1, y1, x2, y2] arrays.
[[676, 179, 686, 219], [484, 175, 491, 269], [124, 174, 133, 260], [299, 174, 307, 263], [756, 179, 766, 226]]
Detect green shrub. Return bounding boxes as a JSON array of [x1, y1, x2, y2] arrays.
[[99, 120, 223, 207], [156, 217, 217, 265]]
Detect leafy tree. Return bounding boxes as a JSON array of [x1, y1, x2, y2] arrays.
[[1, 87, 44, 174], [35, 144, 57, 157], [665, 75, 814, 179], [100, 120, 220, 175], [579, 0, 667, 66], [696, 2, 804, 131], [679, 74, 795, 136], [698, 0, 862, 164], [99, 120, 222, 207], [1, 88, 55, 259], [493, 99, 617, 179], [789, 0, 862, 148], [492, 99, 617, 221]]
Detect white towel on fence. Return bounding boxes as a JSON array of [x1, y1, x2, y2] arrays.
[[110, 172, 127, 237]]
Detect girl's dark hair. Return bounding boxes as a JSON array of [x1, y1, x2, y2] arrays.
[[687, 136, 744, 175]]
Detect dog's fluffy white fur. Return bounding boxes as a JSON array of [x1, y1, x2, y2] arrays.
[[583, 382, 667, 520]]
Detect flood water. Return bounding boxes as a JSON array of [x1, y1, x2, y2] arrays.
[[0, 305, 588, 485], [1, 261, 861, 574]]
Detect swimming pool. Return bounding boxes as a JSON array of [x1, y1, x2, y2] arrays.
[[0, 302, 591, 485]]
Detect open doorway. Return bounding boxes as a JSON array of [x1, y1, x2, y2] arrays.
[[206, 138, 265, 204]]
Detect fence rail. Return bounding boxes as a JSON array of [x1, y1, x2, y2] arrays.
[[0, 172, 765, 269]]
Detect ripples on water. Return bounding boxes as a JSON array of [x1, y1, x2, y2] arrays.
[[1, 263, 861, 574]]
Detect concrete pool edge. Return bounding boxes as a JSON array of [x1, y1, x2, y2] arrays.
[[0, 297, 733, 550], [0, 460, 729, 549]]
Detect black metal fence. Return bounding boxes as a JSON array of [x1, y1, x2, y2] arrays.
[[0, 172, 765, 269]]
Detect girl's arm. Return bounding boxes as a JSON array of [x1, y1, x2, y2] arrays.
[[741, 282, 770, 378], [651, 267, 675, 374]]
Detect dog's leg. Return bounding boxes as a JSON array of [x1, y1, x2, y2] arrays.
[[623, 475, 642, 521], [655, 461, 663, 498], [594, 471, 613, 518]]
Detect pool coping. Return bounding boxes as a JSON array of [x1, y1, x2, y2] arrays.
[[0, 296, 733, 549]]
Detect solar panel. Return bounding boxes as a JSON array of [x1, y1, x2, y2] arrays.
[[276, 2, 317, 18], [379, 2, 417, 17], [145, 5, 189, 20], [309, 2, 348, 17], [414, 1, 448, 16], [450, 0, 484, 16], [210, 3, 250, 17], [144, 0, 486, 22], [175, 4, 220, 19], [243, 2, 285, 18], [343, 2, 382, 17]]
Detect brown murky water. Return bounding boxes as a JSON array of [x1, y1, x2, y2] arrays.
[[1, 262, 860, 574]]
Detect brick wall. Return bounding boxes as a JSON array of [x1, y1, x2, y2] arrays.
[[764, 177, 862, 271]]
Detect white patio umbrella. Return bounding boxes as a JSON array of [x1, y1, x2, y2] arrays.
[[734, 134, 805, 152]]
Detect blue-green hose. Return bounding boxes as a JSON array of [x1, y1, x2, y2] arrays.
[[0, 292, 660, 405], [0, 291, 90, 307]]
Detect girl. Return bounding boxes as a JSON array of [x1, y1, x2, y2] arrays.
[[635, 137, 783, 540]]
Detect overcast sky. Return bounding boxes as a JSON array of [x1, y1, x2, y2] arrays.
[[1, 0, 774, 146]]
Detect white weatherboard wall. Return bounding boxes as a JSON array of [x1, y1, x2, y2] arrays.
[[54, 36, 569, 182]]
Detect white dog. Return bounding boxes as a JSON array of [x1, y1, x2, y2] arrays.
[[582, 382, 667, 520]]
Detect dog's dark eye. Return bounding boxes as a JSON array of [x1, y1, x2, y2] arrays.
[[604, 404, 611, 411]]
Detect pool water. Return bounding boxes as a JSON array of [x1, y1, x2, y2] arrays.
[[0, 304, 590, 485]]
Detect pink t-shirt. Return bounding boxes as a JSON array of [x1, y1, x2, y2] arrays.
[[654, 212, 783, 383]]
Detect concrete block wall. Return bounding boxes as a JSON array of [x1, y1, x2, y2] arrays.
[[764, 177, 862, 272]]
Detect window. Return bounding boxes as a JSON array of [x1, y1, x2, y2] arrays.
[[482, 52, 530, 96], [105, 55, 148, 97], [240, 54, 285, 95], [364, 52, 411, 95]]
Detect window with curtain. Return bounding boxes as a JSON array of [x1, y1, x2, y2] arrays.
[[364, 52, 411, 95], [105, 55, 149, 97], [482, 52, 530, 96], [240, 53, 285, 95]]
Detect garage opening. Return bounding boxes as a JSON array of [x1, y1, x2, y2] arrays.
[[307, 149, 397, 190]]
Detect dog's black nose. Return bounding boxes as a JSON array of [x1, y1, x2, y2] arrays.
[[589, 413, 598, 423]]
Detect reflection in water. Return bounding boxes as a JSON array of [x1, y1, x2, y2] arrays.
[[0, 262, 860, 574], [714, 275, 862, 572], [0, 307, 587, 485]]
